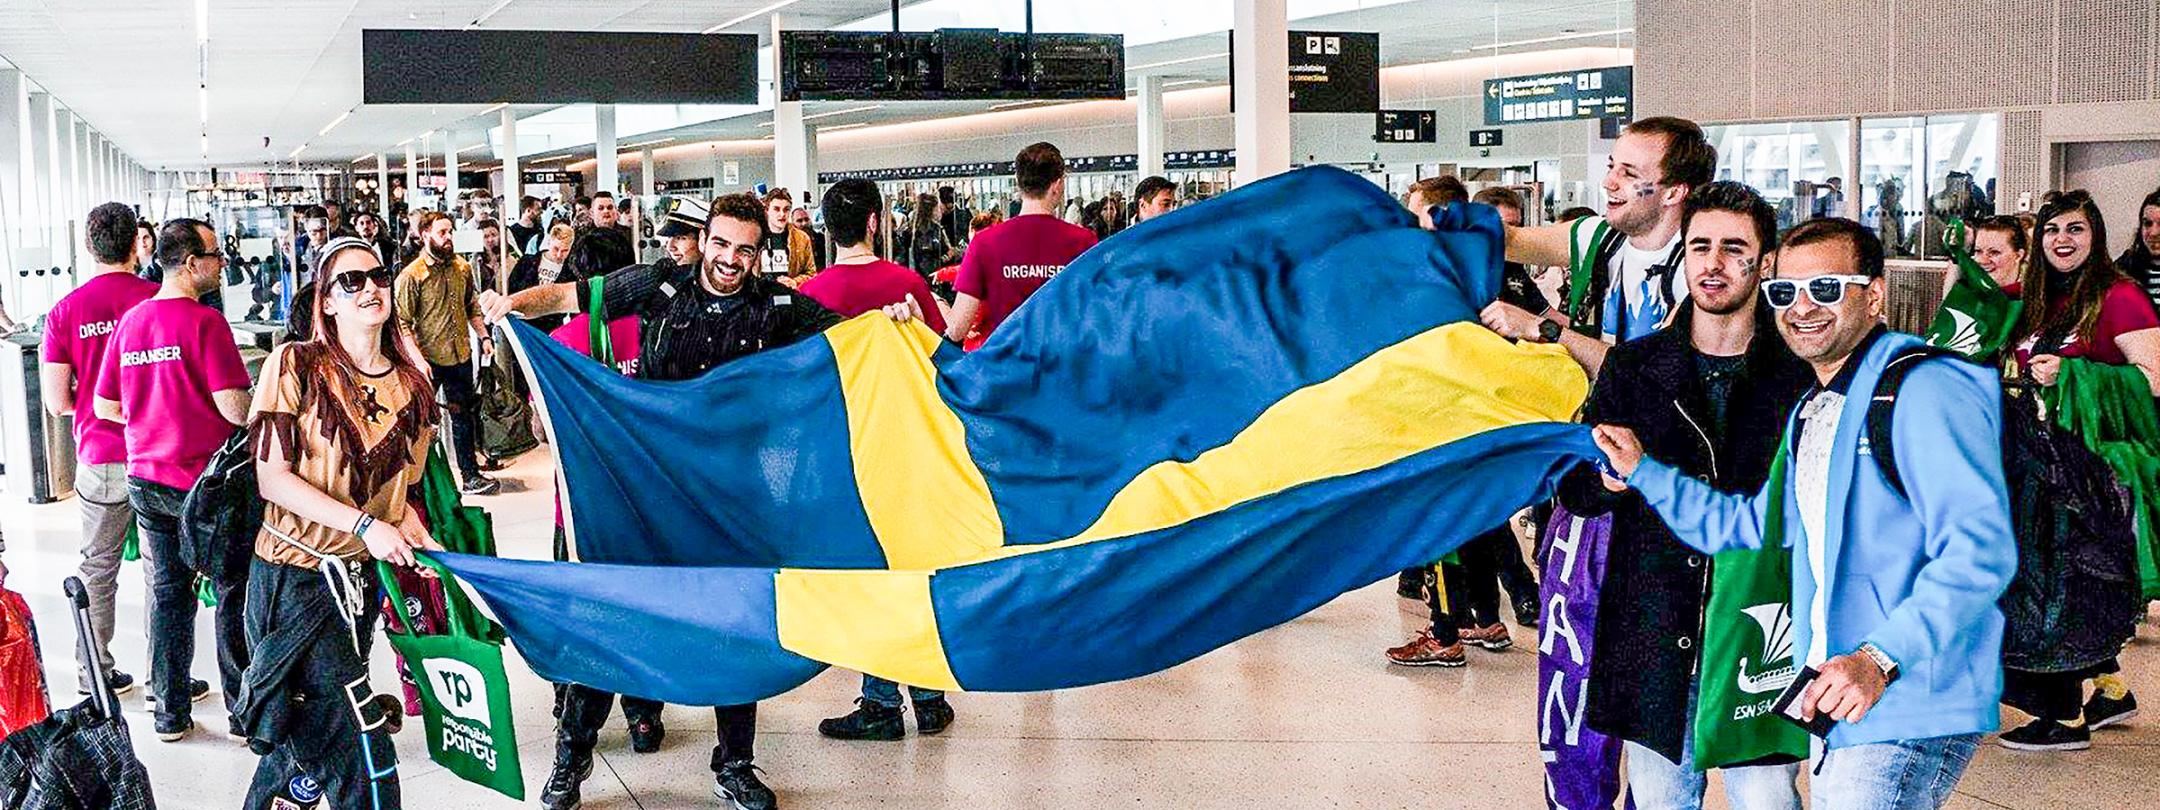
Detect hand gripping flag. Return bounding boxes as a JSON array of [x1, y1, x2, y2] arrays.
[[433, 166, 1600, 705]]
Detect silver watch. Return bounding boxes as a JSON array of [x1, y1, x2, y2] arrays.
[[1856, 642, 1899, 684]]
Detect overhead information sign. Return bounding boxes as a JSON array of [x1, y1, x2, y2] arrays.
[[1470, 128, 1504, 147], [1375, 110, 1436, 143], [1289, 31, 1379, 113], [1482, 66, 1633, 126], [521, 171, 579, 185], [818, 150, 1236, 183], [363, 30, 759, 104]]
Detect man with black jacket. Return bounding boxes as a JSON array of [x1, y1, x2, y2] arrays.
[[483, 193, 844, 810], [1557, 182, 1811, 808]]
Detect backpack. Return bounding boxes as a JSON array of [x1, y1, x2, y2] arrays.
[[1865, 347, 2139, 672], [180, 429, 264, 588], [478, 338, 540, 463]]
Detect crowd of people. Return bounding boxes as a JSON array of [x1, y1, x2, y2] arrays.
[[8, 115, 2159, 810]]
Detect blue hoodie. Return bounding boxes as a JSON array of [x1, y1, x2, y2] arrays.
[[1630, 330, 2016, 749]]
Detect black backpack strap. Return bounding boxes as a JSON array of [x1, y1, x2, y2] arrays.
[[1864, 345, 1965, 499]]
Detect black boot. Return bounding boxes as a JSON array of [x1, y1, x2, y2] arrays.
[[539, 747, 594, 810], [628, 714, 666, 753], [817, 698, 904, 741], [714, 760, 778, 810], [914, 697, 955, 735]]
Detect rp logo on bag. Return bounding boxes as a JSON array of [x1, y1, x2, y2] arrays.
[[422, 658, 491, 726]]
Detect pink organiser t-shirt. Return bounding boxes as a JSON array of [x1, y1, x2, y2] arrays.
[[42, 272, 159, 465], [94, 297, 251, 490], [546, 313, 642, 529]]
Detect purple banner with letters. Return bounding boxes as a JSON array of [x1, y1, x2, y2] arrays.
[[1538, 506, 1626, 810]]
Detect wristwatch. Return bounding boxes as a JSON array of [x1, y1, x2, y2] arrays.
[[1536, 318, 1564, 343], [1856, 642, 1900, 685]]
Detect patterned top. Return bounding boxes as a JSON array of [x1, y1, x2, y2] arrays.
[[248, 343, 437, 567]]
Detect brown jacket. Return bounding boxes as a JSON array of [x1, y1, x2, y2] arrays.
[[780, 225, 817, 283]]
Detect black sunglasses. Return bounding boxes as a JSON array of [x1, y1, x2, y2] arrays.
[[332, 266, 395, 294]]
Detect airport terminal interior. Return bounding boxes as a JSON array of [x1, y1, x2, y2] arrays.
[[2, 1, 2159, 808]]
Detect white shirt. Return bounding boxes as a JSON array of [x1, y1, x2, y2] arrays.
[[1566, 216, 1685, 342], [1793, 389, 1845, 669], [1794, 388, 1843, 762]]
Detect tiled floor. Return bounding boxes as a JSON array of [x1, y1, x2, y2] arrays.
[[2, 447, 2155, 808]]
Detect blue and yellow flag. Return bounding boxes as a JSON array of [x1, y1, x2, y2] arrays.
[[435, 166, 1597, 705]]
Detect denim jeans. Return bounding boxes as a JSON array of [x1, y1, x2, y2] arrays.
[[1624, 740, 1800, 810], [1814, 734, 1982, 810], [130, 476, 249, 728], [431, 360, 481, 479], [75, 462, 134, 689], [862, 674, 943, 709]]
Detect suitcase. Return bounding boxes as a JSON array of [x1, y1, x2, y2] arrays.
[[0, 577, 156, 809]]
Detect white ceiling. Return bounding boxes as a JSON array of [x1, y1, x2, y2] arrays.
[[0, 0, 1632, 171]]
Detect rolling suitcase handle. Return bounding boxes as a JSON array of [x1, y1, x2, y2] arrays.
[[62, 576, 116, 720]]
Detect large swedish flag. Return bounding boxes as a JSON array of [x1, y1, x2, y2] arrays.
[[434, 166, 1598, 705]]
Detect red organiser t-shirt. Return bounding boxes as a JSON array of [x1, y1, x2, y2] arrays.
[[801, 258, 948, 335], [41, 272, 158, 464], [2015, 279, 2160, 367], [953, 214, 1096, 350], [94, 297, 251, 490]]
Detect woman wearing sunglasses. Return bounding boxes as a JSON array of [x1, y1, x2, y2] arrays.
[[1993, 191, 2160, 752], [235, 236, 442, 808]]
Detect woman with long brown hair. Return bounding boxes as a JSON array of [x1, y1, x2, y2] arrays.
[[2011, 191, 2160, 393], [1997, 191, 2160, 753], [235, 236, 442, 808]]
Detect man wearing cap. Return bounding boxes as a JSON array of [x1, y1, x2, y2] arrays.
[[657, 196, 710, 270]]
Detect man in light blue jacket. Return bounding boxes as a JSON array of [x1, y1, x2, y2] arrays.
[[1592, 218, 2016, 808]]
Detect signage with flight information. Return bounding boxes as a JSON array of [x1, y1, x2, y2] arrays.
[[1482, 66, 1632, 126], [1374, 110, 1437, 143]]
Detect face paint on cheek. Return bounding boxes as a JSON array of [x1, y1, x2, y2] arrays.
[[1634, 182, 1658, 199]]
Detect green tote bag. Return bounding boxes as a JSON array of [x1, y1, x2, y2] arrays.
[[379, 557, 525, 800]]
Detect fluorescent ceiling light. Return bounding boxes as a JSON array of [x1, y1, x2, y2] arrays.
[[816, 122, 868, 133], [197, 87, 208, 122], [805, 104, 883, 122], [1459, 27, 1634, 52], [757, 104, 883, 128], [352, 153, 376, 164], [989, 100, 1068, 111], [458, 143, 487, 154], [620, 138, 675, 150], [288, 143, 306, 159], [395, 137, 413, 147], [195, 0, 209, 43], [317, 109, 351, 137], [1165, 79, 1209, 88], [1128, 51, 1227, 72], [480, 102, 508, 115], [703, 0, 810, 35], [467, 0, 515, 30]]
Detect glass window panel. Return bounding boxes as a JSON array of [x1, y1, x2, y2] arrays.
[[1703, 119, 1855, 234], [1859, 113, 2000, 259]]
